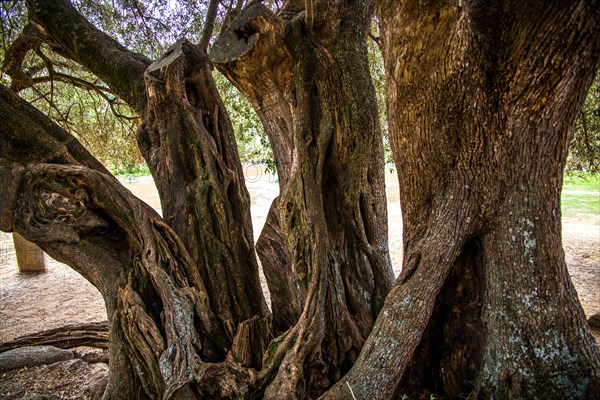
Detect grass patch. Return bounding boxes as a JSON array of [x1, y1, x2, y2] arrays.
[[563, 174, 600, 192], [561, 174, 600, 218], [111, 164, 152, 179]]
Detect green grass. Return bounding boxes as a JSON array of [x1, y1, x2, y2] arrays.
[[111, 164, 152, 179], [561, 174, 600, 218], [563, 174, 600, 192]]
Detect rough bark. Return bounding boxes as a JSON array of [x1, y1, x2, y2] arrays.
[[139, 38, 269, 362], [1, 85, 257, 399], [4, 1, 273, 397], [322, 1, 600, 399], [256, 197, 304, 335], [211, 2, 394, 397], [23, 0, 270, 366], [0, 346, 77, 372]]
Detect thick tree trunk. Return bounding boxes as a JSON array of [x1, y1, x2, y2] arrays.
[[139, 39, 269, 362], [23, 0, 270, 366], [211, 2, 394, 396], [1, 85, 253, 399], [322, 1, 600, 399]]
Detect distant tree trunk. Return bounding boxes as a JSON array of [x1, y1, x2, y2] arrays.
[[322, 1, 600, 399], [13, 232, 46, 272], [211, 2, 394, 396]]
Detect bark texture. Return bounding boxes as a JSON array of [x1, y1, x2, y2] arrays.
[[322, 1, 600, 399], [1, 86, 261, 398], [22, 0, 270, 367], [0, 322, 109, 352], [211, 1, 394, 397], [139, 38, 269, 362], [3, 0, 392, 397]]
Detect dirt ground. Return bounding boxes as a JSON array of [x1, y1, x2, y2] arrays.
[[0, 171, 598, 398]]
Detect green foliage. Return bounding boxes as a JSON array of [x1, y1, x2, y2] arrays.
[[74, 0, 208, 58], [567, 73, 600, 175], [1, 1, 26, 90], [0, 1, 26, 55], [213, 70, 275, 169], [112, 163, 152, 179], [1, 1, 144, 170], [3, 46, 144, 170]]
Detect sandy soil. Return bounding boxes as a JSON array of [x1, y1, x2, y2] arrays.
[[0, 171, 598, 398]]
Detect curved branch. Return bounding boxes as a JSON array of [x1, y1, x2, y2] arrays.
[[2, 23, 45, 92], [32, 72, 116, 96], [200, 0, 220, 50], [27, 0, 151, 111], [31, 73, 139, 121], [0, 85, 110, 175]]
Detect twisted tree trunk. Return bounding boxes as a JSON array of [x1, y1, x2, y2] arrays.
[[23, 0, 270, 365], [1, 85, 258, 398], [322, 1, 600, 399], [211, 2, 394, 396], [2, 0, 392, 398]]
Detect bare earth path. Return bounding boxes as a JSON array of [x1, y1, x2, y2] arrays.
[[1, 172, 597, 342]]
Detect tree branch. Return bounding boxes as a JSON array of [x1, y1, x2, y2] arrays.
[[0, 84, 110, 174], [305, 0, 313, 30], [200, 0, 220, 51], [30, 73, 139, 121], [26, 0, 151, 111], [2, 23, 45, 92], [0, 322, 109, 352]]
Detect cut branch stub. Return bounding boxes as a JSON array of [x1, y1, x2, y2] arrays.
[[210, 4, 295, 183]]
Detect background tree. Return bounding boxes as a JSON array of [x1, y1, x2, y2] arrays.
[[569, 72, 600, 175]]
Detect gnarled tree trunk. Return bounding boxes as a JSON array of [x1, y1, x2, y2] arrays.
[[211, 2, 394, 396], [322, 1, 600, 399], [2, 0, 392, 398]]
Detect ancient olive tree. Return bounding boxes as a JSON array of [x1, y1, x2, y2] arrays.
[[323, 0, 600, 399], [2, 0, 392, 398], [1, 0, 599, 399]]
